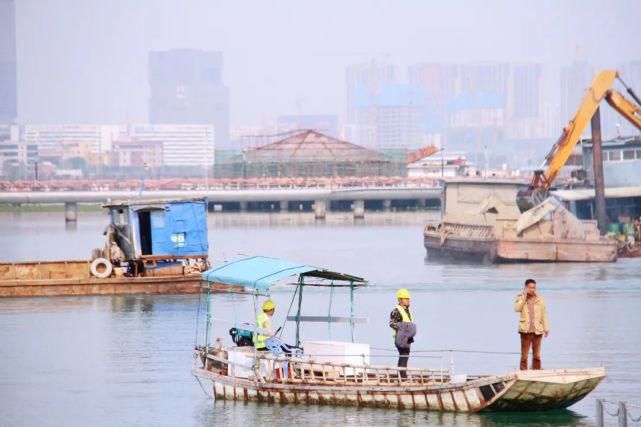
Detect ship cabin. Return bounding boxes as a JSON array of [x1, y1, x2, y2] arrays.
[[103, 198, 209, 275]]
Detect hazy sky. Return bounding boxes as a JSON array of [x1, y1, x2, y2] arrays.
[[15, 0, 641, 126]]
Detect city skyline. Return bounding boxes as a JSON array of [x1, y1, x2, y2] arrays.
[[11, 0, 641, 130]]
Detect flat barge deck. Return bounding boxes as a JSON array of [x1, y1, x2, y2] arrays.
[[0, 259, 225, 297]]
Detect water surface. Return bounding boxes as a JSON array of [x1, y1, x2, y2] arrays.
[[0, 212, 639, 426]]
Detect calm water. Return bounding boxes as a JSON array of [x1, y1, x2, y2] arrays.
[[1, 211, 640, 426]]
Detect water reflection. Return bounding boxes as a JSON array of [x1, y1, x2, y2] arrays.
[[194, 400, 591, 427]]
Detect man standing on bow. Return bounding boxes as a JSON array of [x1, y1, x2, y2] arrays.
[[514, 279, 549, 370], [389, 288, 416, 378]]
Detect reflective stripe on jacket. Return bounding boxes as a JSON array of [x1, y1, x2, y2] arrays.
[[513, 293, 549, 335], [391, 304, 412, 340], [255, 312, 269, 349]]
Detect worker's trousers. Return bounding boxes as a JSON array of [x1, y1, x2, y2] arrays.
[[396, 345, 410, 378], [519, 332, 542, 370]]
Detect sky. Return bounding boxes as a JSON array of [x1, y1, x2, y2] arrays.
[[14, 0, 641, 127]]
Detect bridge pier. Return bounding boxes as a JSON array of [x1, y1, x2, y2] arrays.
[[239, 201, 248, 213], [382, 199, 392, 212], [314, 200, 327, 220], [352, 200, 365, 220], [280, 200, 288, 213], [64, 202, 77, 222]]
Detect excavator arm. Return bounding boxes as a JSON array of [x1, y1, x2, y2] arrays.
[[518, 70, 641, 211], [534, 70, 618, 189], [605, 90, 641, 131]]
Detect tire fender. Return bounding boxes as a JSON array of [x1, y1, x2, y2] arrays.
[[90, 258, 113, 279]]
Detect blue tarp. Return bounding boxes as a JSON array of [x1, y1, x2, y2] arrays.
[[147, 200, 209, 257], [201, 256, 318, 291]]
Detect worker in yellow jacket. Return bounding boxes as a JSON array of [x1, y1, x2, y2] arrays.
[[514, 279, 549, 370], [255, 300, 276, 351]]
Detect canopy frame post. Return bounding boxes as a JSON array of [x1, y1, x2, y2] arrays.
[[349, 280, 355, 342], [327, 282, 335, 339], [204, 283, 212, 352], [295, 275, 304, 347]]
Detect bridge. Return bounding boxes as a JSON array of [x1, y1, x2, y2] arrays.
[[0, 186, 443, 222]]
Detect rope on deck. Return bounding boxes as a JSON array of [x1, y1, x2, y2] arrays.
[[371, 346, 520, 355]]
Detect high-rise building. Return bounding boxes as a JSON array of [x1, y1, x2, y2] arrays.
[[148, 49, 229, 146], [505, 63, 550, 140], [510, 63, 542, 119], [346, 61, 396, 124], [24, 124, 123, 160], [347, 61, 438, 149], [560, 61, 593, 130], [129, 124, 214, 168], [0, 0, 17, 122], [0, 125, 37, 179]]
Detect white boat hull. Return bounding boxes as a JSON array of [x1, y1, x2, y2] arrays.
[[192, 365, 605, 413]]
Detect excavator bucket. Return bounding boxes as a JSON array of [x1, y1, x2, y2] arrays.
[[516, 170, 550, 212]]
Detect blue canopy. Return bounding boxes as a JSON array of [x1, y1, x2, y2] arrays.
[[201, 256, 366, 291]]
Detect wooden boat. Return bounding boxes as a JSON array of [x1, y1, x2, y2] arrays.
[[0, 198, 212, 297], [193, 353, 605, 412], [192, 256, 605, 412]]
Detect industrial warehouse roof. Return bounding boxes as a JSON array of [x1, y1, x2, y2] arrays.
[[242, 130, 391, 163]]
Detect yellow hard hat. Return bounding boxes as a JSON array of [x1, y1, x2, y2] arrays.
[[262, 300, 276, 311], [396, 288, 410, 299]]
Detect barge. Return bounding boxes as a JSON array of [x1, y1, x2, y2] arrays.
[[1, 198, 213, 297], [424, 180, 617, 263]]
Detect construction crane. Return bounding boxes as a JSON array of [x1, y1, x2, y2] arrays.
[[517, 70, 641, 212]]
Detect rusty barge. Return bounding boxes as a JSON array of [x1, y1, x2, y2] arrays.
[[1, 198, 213, 297], [192, 255, 605, 412], [424, 180, 617, 263]]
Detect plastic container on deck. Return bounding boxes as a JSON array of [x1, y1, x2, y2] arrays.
[[607, 223, 621, 235]]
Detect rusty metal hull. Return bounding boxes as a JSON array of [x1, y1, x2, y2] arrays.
[[496, 239, 618, 262], [0, 260, 212, 297], [424, 231, 497, 263], [424, 229, 617, 263], [192, 366, 605, 412]]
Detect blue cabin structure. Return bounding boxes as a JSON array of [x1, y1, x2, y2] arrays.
[[104, 198, 209, 261]]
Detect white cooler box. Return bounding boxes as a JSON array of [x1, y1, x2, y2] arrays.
[[301, 340, 370, 376], [227, 347, 256, 379]]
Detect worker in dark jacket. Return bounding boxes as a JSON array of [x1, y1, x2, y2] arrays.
[[389, 288, 415, 378]]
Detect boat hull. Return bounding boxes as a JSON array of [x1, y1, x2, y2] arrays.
[[496, 239, 617, 263], [424, 231, 497, 263], [424, 230, 617, 263], [0, 259, 216, 297], [192, 367, 605, 413]]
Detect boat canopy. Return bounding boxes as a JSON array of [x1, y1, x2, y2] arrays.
[[201, 255, 367, 291]]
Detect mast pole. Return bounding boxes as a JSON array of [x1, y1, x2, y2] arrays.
[[295, 275, 304, 347], [204, 283, 212, 351], [349, 281, 355, 342]]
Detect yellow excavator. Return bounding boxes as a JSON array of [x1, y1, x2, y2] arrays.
[[517, 70, 641, 212]]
